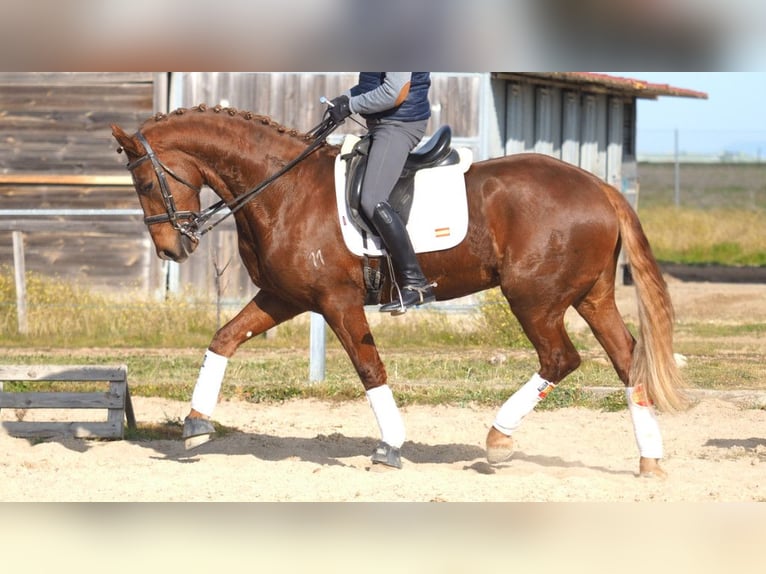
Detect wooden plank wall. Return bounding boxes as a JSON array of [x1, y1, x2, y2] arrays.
[[0, 72, 163, 293], [0, 72, 155, 174]]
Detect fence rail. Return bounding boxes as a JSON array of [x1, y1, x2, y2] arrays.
[[0, 174, 133, 186], [0, 209, 145, 232]]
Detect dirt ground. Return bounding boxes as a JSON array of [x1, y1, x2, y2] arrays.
[[1, 278, 765, 502]]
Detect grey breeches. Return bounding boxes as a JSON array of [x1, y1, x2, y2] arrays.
[[360, 118, 428, 221]]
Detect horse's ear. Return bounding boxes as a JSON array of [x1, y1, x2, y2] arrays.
[[111, 124, 140, 156]]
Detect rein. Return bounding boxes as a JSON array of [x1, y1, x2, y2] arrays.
[[126, 116, 339, 241]]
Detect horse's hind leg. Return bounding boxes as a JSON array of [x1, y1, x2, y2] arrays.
[[183, 290, 302, 449], [486, 300, 582, 464], [574, 282, 667, 479]]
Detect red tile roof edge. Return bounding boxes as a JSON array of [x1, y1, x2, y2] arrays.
[[543, 72, 708, 99]]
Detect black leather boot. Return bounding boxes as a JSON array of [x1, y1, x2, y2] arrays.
[[372, 201, 435, 314]]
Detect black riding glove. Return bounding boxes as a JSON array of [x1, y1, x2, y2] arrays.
[[328, 95, 352, 123]]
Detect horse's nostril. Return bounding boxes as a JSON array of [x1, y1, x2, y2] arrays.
[[157, 245, 190, 263]]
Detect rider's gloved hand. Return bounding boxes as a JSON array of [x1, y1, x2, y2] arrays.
[[327, 95, 352, 123]]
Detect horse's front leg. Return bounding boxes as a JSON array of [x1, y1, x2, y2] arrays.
[[182, 290, 302, 449], [322, 303, 404, 469]]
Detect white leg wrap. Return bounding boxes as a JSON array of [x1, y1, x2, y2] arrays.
[[493, 373, 555, 436], [190, 350, 228, 417], [366, 385, 406, 448], [626, 386, 663, 459]]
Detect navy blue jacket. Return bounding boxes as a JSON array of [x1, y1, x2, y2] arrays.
[[349, 72, 431, 122]]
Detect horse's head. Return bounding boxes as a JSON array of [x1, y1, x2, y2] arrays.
[[112, 124, 202, 262]]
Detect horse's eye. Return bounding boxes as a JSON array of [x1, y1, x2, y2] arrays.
[[139, 181, 154, 194]]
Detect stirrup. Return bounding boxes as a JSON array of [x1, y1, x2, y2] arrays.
[[380, 282, 436, 315]]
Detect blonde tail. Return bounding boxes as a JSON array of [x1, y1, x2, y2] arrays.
[[602, 184, 690, 413]]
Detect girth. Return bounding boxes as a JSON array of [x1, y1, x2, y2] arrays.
[[362, 255, 384, 306]]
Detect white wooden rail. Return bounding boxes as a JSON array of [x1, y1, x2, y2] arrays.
[[0, 365, 136, 439]]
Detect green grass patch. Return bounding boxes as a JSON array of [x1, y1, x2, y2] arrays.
[[676, 322, 766, 338]]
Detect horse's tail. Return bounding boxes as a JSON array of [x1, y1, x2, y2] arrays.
[[601, 183, 691, 413]]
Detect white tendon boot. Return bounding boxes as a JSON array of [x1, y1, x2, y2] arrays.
[[487, 373, 556, 463], [626, 385, 664, 475], [184, 350, 228, 449], [493, 373, 556, 436], [366, 385, 406, 469]]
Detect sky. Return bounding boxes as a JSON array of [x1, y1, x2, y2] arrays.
[[614, 72, 766, 157]]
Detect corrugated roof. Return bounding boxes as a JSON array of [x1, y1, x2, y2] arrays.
[[495, 72, 708, 100]]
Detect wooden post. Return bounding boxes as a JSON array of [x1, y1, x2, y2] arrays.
[[674, 128, 681, 207], [11, 230, 28, 335]]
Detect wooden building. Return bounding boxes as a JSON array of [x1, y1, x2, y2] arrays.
[[0, 72, 164, 292], [0, 72, 705, 302]]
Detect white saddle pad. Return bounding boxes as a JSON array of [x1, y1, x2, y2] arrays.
[[333, 135, 473, 257]]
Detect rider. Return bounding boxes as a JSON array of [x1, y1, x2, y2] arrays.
[[328, 72, 435, 314]]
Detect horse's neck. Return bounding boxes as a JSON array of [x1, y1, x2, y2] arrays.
[[195, 125, 310, 203]]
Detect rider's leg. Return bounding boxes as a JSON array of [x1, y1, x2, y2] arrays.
[[372, 201, 435, 313], [359, 119, 432, 314]]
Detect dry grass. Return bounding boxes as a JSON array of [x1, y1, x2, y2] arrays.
[[640, 207, 766, 266], [636, 162, 766, 265]]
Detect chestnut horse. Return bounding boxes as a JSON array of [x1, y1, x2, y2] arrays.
[[112, 104, 687, 477]]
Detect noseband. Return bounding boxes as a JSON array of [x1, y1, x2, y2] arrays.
[[126, 132, 202, 242]]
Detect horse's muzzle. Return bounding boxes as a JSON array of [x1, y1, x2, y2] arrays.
[[156, 233, 197, 262]]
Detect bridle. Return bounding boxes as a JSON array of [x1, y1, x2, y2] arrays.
[[124, 115, 339, 242], [127, 132, 203, 242]]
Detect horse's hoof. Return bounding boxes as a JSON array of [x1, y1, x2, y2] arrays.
[[638, 457, 668, 480], [182, 416, 215, 450], [184, 434, 212, 450], [370, 442, 402, 469], [486, 426, 514, 464]]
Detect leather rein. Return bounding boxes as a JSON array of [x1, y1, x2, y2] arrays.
[[125, 116, 338, 242]]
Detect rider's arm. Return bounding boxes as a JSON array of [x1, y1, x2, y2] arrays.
[[347, 72, 412, 115]]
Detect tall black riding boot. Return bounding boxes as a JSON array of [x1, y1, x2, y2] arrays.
[[372, 201, 435, 314]]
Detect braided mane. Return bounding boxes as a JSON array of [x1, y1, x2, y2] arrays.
[[148, 103, 312, 142]]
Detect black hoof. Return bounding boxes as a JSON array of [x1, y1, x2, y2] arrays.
[[182, 416, 215, 450], [370, 441, 402, 469]]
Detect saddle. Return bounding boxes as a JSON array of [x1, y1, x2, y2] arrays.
[[342, 125, 461, 235], [333, 125, 472, 304]]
